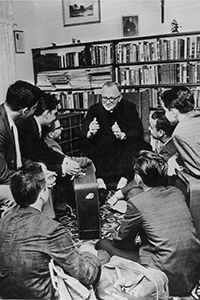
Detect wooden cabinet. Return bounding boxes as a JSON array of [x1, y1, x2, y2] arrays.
[[58, 112, 85, 156]]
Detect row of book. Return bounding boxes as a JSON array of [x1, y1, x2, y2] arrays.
[[89, 44, 113, 65], [36, 66, 112, 90], [118, 62, 200, 86], [148, 87, 200, 108], [115, 35, 200, 63], [118, 87, 200, 109], [52, 90, 101, 111], [41, 43, 113, 69]]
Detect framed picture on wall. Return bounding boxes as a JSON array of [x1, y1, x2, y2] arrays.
[[62, 0, 101, 26], [122, 15, 139, 37], [13, 30, 25, 53]]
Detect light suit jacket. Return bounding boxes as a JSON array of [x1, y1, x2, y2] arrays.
[[173, 110, 200, 177], [114, 186, 200, 295]]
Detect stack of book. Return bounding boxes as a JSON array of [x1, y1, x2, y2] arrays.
[[88, 66, 112, 88], [37, 70, 71, 90]]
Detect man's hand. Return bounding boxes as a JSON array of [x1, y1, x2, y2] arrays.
[[45, 170, 57, 188], [87, 117, 100, 138], [38, 162, 57, 188], [167, 154, 182, 176], [111, 122, 126, 140], [62, 158, 81, 176]]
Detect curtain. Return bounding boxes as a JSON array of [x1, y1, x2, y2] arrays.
[[0, 0, 16, 104]]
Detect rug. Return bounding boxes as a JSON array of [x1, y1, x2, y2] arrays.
[[55, 191, 127, 247]]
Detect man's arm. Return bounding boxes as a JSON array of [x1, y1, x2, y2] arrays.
[[173, 134, 200, 176], [48, 224, 101, 287], [17, 118, 68, 176], [0, 128, 15, 184], [113, 200, 142, 249]]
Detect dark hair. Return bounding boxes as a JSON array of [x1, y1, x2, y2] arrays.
[[151, 110, 175, 137], [102, 81, 121, 92], [133, 150, 168, 187], [161, 86, 194, 113], [10, 163, 46, 208], [5, 80, 42, 111], [34, 92, 59, 116]]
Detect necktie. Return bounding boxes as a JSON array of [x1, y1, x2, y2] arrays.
[[11, 124, 22, 169]]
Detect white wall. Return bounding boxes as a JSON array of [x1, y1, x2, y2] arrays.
[[13, 0, 200, 83], [13, 0, 38, 83]]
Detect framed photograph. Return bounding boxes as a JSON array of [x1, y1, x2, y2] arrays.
[[62, 0, 101, 27], [122, 15, 139, 37], [13, 30, 25, 53]]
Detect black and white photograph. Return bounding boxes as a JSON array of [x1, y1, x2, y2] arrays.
[[62, 0, 101, 26], [0, 0, 200, 299], [122, 15, 139, 37]]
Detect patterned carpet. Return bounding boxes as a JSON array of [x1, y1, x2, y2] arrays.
[[55, 190, 196, 300], [56, 191, 124, 247], [55, 192, 195, 300]]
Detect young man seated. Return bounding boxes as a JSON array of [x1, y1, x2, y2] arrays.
[[17, 93, 87, 210], [96, 150, 200, 296], [0, 163, 101, 299], [43, 118, 92, 169], [0, 80, 42, 214], [42, 118, 95, 209], [108, 110, 189, 208]]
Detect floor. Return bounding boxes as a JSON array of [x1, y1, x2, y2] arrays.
[[55, 191, 196, 300], [56, 190, 122, 247]]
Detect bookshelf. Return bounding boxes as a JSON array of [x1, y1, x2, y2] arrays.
[[32, 30, 200, 153], [114, 31, 200, 108], [32, 30, 200, 110]]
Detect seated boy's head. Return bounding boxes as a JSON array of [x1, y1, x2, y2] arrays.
[[42, 119, 63, 142], [149, 110, 175, 140], [133, 150, 168, 188], [10, 163, 48, 208]]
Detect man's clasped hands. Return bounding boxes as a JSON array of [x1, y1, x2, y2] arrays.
[[87, 117, 126, 140]]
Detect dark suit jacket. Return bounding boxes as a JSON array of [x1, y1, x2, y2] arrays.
[[114, 186, 200, 296], [0, 104, 17, 184], [80, 98, 144, 180], [17, 116, 65, 175], [159, 138, 176, 161]]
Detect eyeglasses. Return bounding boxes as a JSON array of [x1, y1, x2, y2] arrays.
[[53, 126, 63, 131], [101, 95, 121, 103]]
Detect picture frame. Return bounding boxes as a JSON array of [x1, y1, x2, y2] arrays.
[[13, 30, 25, 53], [62, 0, 101, 27], [122, 15, 139, 37]]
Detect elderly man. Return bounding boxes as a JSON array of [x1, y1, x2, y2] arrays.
[[80, 81, 144, 201]]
